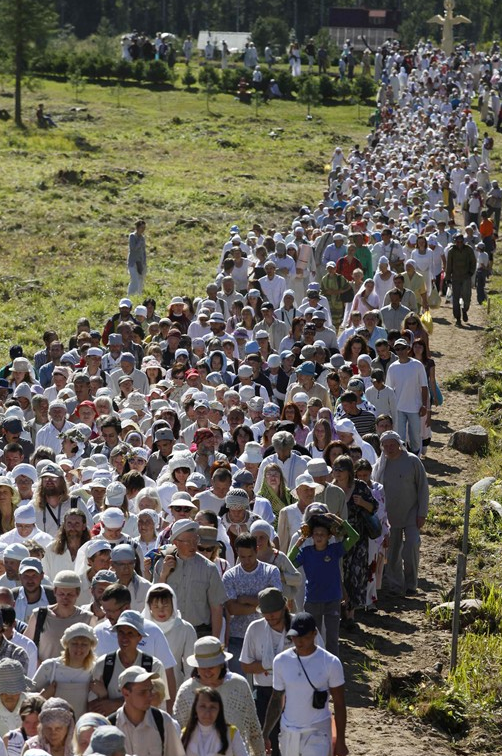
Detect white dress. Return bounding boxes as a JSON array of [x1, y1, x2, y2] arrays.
[[411, 249, 434, 295]]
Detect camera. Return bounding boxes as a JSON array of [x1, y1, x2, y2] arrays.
[[312, 689, 328, 709]]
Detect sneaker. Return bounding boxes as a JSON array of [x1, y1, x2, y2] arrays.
[[462, 309, 468, 322]]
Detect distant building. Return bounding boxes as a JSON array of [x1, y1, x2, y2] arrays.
[[196, 31, 252, 54], [328, 7, 401, 51]]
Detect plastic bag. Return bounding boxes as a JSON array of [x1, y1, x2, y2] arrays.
[[445, 284, 452, 303], [421, 310, 434, 335], [428, 284, 441, 309]]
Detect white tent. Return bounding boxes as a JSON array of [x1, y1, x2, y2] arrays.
[[196, 31, 252, 54]]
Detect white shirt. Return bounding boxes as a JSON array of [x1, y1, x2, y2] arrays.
[[94, 618, 176, 669], [11, 630, 37, 678], [35, 420, 75, 454], [273, 646, 344, 729], [386, 358, 428, 413]]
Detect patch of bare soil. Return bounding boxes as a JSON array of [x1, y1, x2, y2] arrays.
[[341, 298, 486, 755]]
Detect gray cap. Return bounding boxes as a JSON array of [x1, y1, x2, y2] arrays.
[[89, 726, 126, 756]]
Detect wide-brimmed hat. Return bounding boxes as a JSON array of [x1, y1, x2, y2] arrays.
[[291, 473, 323, 497], [0, 659, 34, 693], [186, 636, 232, 668]]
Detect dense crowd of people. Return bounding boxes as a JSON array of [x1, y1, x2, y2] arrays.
[[0, 35, 493, 756]]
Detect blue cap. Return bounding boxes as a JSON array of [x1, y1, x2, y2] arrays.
[[245, 341, 260, 355]]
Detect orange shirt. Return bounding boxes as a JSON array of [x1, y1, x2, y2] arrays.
[[480, 218, 494, 238]]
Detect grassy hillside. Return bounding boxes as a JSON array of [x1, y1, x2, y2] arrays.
[[0, 77, 370, 359]]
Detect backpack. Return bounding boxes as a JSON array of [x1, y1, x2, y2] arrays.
[[102, 651, 154, 691], [33, 607, 48, 648], [109, 706, 165, 748], [486, 137, 494, 150]]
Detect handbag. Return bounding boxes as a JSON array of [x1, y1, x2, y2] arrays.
[[361, 509, 382, 539], [421, 310, 434, 335], [428, 283, 441, 309]]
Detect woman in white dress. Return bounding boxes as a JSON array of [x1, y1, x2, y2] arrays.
[[373, 256, 395, 302], [411, 235, 434, 295], [32, 623, 96, 720]]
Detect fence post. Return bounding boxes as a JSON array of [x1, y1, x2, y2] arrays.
[[450, 552, 466, 672], [461, 484, 471, 579]]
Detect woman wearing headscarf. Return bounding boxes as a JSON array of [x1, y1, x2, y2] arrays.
[[373, 256, 395, 302], [350, 279, 380, 316], [334, 419, 377, 465], [24, 697, 75, 756], [143, 583, 197, 688], [410, 235, 434, 295], [72, 713, 110, 756]]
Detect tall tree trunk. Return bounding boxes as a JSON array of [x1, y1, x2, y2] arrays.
[[15, 0, 23, 127]]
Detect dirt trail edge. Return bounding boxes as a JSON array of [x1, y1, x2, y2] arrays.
[[341, 297, 484, 756]]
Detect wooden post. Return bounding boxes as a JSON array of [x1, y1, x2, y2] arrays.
[[461, 484, 471, 579], [450, 552, 465, 672]]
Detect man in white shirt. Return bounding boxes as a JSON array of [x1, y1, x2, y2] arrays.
[[95, 584, 177, 706], [241, 589, 324, 756], [258, 262, 286, 309], [113, 666, 184, 756], [35, 400, 74, 455], [386, 339, 429, 456], [263, 612, 347, 756]]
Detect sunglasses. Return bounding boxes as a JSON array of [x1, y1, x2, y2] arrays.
[[333, 466, 345, 472], [198, 546, 215, 553], [171, 506, 192, 513]]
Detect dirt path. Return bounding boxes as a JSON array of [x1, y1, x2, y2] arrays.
[[341, 297, 486, 755]]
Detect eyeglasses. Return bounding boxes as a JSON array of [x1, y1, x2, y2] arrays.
[[171, 506, 192, 513], [333, 466, 345, 472], [198, 546, 215, 553]]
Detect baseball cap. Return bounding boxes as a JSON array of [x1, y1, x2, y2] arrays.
[[286, 611, 317, 637], [19, 557, 43, 575], [112, 610, 148, 636], [118, 665, 155, 688]]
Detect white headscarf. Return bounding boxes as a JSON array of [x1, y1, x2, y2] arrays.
[[334, 418, 377, 465], [142, 583, 180, 634]]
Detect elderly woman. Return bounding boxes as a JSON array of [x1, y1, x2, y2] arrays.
[[32, 623, 96, 719], [0, 478, 19, 537], [4, 695, 45, 756], [72, 713, 110, 756], [24, 697, 75, 756], [132, 509, 160, 555], [221, 489, 260, 560], [174, 636, 264, 756], [143, 583, 197, 687], [249, 520, 301, 604]]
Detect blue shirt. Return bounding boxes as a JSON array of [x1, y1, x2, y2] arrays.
[[295, 542, 345, 603]]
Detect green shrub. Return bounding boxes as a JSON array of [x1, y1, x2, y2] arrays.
[[276, 70, 297, 98], [319, 74, 335, 101], [352, 74, 377, 102], [182, 67, 197, 90], [146, 60, 170, 84], [335, 78, 352, 101], [132, 60, 146, 83], [198, 66, 220, 88], [114, 59, 133, 82], [221, 68, 241, 93]]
